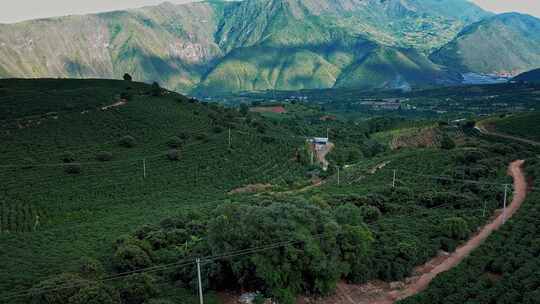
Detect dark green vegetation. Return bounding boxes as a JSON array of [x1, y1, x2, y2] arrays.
[[431, 13, 540, 75], [95, 125, 531, 304], [214, 81, 540, 120], [513, 68, 540, 83], [400, 158, 540, 304], [492, 112, 540, 142], [0, 79, 310, 302], [1, 78, 538, 304], [396, 115, 540, 304], [0, 0, 505, 94]]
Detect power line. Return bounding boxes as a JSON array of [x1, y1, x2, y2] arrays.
[[0, 130, 302, 169], [0, 233, 330, 301], [0, 154, 289, 198]]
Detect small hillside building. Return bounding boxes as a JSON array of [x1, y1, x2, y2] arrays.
[[308, 137, 329, 151]]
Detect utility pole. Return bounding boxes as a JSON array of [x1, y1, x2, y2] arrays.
[[196, 258, 204, 304], [326, 128, 329, 139], [392, 169, 396, 188], [310, 149, 314, 165], [502, 184, 508, 224], [143, 158, 147, 179], [482, 201, 487, 217]]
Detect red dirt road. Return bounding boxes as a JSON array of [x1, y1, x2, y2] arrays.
[[307, 160, 528, 304]]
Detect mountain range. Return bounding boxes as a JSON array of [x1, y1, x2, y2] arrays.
[[0, 0, 539, 95]]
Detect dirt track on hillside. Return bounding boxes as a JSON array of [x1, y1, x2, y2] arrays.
[[475, 123, 540, 147], [306, 160, 528, 304]]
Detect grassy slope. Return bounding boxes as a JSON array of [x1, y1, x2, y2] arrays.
[[0, 79, 306, 294], [492, 112, 540, 142]]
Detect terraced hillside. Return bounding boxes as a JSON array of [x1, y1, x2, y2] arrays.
[[0, 79, 308, 298], [1, 80, 538, 304], [491, 112, 540, 143], [399, 157, 540, 304]]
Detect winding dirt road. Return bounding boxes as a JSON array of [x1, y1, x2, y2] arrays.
[[308, 160, 528, 304]]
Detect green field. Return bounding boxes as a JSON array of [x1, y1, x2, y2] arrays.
[[492, 112, 540, 142], [0, 79, 308, 299]]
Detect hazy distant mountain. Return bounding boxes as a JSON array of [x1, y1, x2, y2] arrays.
[[0, 0, 499, 94], [431, 13, 540, 76]]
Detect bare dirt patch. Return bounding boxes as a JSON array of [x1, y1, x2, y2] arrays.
[[250, 106, 287, 114], [391, 127, 442, 150], [229, 183, 273, 194]]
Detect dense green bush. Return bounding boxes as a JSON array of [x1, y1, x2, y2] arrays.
[[111, 201, 376, 304], [338, 224, 374, 283], [212, 126, 224, 134], [113, 236, 154, 272], [206, 202, 344, 303], [61, 151, 75, 163], [30, 273, 87, 304], [166, 150, 180, 161], [64, 163, 81, 174], [66, 285, 120, 304], [166, 136, 183, 148], [440, 217, 470, 240], [119, 135, 136, 148], [360, 205, 381, 223], [194, 133, 209, 142], [440, 134, 455, 150], [30, 273, 119, 304], [334, 204, 363, 226], [361, 139, 386, 157], [119, 274, 158, 304], [96, 151, 113, 162], [78, 257, 104, 279]]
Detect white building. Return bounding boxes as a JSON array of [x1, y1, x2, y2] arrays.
[[309, 137, 329, 151]]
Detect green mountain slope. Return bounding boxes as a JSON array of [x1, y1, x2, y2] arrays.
[[0, 2, 227, 92], [513, 68, 540, 83], [335, 46, 461, 89], [431, 13, 540, 76], [0, 78, 308, 295], [0, 0, 491, 93]]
